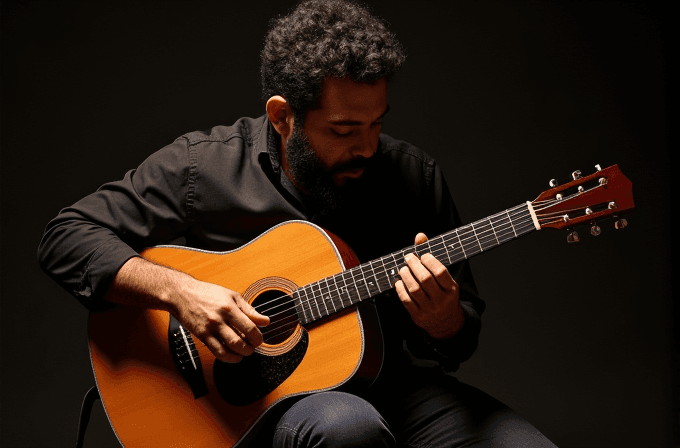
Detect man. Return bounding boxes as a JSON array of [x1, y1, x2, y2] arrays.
[[38, 0, 556, 446]]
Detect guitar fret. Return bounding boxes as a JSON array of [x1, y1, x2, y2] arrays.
[[362, 264, 373, 293], [307, 285, 319, 321], [471, 223, 483, 252], [311, 282, 324, 317], [383, 254, 400, 287], [396, 248, 410, 270], [362, 271, 374, 297], [506, 209, 518, 237], [338, 271, 356, 306], [374, 257, 391, 291], [332, 279, 344, 310], [309, 284, 322, 319], [322, 277, 337, 313], [434, 236, 451, 265], [293, 291, 308, 324], [349, 267, 368, 303], [370, 260, 385, 293], [460, 226, 475, 256], [455, 230, 467, 259], [300, 285, 315, 322], [309, 282, 326, 318], [488, 216, 501, 246], [298, 202, 536, 324]]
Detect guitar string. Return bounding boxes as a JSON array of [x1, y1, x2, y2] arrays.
[[260, 315, 299, 340], [534, 189, 609, 216], [291, 217, 537, 326], [531, 183, 605, 213], [536, 205, 594, 218], [252, 206, 535, 320], [193, 188, 607, 346], [255, 205, 536, 323], [287, 216, 537, 326], [224, 191, 597, 342], [200, 185, 607, 344], [256, 211, 537, 336], [188, 210, 537, 346], [292, 217, 539, 325], [257, 208, 536, 324], [262, 320, 301, 341]]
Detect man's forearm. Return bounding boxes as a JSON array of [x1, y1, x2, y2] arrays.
[[104, 256, 189, 315], [105, 256, 270, 364]]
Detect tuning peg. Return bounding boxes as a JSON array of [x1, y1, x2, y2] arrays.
[[572, 170, 582, 180], [595, 164, 602, 171], [549, 179, 558, 187], [590, 225, 601, 236], [567, 230, 579, 243], [615, 218, 628, 229]]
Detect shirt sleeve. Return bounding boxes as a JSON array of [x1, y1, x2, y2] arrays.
[[405, 162, 486, 372], [37, 138, 193, 311]]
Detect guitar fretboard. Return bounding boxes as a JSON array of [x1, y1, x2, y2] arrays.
[[293, 202, 537, 324]]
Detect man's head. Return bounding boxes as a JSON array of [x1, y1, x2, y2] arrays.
[[261, 0, 405, 210], [261, 0, 405, 117]]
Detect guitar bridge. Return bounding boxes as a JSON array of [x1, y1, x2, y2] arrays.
[[168, 314, 208, 399]]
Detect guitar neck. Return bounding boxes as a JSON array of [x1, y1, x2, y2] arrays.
[[293, 202, 539, 325]]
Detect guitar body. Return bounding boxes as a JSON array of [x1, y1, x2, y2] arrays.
[[89, 221, 383, 447]]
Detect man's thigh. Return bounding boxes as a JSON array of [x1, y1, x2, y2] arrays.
[[372, 368, 557, 448], [271, 391, 395, 448], [248, 367, 556, 447]]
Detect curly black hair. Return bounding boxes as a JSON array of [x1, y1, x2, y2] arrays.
[[261, 0, 406, 117]]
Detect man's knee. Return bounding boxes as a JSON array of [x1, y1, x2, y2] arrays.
[[274, 392, 395, 448]]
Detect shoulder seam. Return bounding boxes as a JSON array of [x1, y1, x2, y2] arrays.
[[380, 138, 436, 167], [186, 142, 198, 223], [179, 131, 248, 147]]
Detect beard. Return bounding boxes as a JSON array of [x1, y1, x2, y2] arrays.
[[285, 125, 374, 215]]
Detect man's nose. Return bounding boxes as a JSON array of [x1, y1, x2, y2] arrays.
[[352, 130, 377, 158]]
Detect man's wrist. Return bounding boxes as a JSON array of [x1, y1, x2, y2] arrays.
[[426, 303, 465, 340]]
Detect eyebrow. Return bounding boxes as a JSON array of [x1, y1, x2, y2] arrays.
[[329, 105, 391, 126]]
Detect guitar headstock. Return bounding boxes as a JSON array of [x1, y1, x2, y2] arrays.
[[531, 164, 634, 240]]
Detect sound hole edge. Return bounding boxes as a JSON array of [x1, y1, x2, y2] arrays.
[[243, 277, 302, 354]]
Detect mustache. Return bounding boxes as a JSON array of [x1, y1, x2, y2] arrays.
[[330, 155, 376, 174]]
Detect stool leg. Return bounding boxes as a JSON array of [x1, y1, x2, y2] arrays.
[[75, 386, 101, 448]]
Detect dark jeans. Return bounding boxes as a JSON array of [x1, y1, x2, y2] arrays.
[[270, 367, 557, 448]]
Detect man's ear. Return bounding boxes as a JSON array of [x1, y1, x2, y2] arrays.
[[266, 96, 295, 141]]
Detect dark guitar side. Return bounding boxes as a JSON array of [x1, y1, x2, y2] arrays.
[[88, 221, 383, 448]]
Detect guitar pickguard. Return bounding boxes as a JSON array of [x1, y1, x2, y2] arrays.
[[213, 329, 309, 406]]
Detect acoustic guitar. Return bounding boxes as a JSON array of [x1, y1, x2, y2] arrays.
[[89, 164, 634, 447]]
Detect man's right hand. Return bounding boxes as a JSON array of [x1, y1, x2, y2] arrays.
[[172, 278, 270, 363], [105, 256, 270, 364]]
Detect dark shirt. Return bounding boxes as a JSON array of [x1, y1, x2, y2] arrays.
[[37, 115, 485, 374]]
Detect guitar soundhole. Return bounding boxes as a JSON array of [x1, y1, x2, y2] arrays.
[[252, 290, 300, 345]]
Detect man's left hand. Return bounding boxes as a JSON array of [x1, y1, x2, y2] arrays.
[[395, 233, 465, 339]]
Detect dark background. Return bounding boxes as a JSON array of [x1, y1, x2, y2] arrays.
[[1, 1, 672, 447]]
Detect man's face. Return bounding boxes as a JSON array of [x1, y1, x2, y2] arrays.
[[282, 77, 388, 209]]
